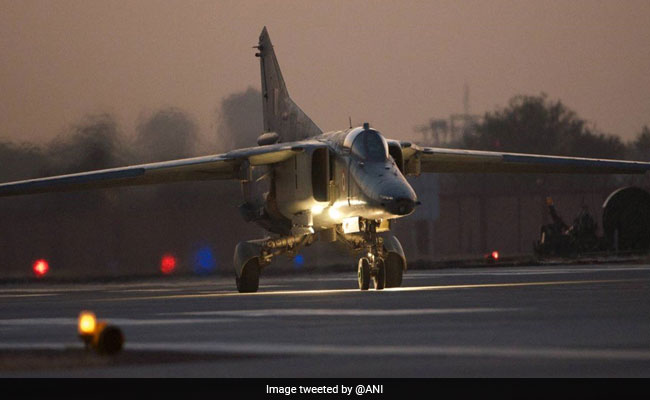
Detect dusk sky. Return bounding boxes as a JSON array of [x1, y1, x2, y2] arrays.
[[1, 0, 649, 147]]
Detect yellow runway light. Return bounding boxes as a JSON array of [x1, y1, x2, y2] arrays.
[[77, 310, 124, 355], [78, 311, 96, 336]]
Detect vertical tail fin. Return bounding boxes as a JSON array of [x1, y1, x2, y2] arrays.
[[256, 27, 322, 142]]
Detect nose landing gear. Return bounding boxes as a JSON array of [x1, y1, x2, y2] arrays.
[[351, 219, 390, 291], [373, 258, 386, 290], [341, 219, 406, 291], [358, 257, 370, 290], [357, 255, 385, 290]]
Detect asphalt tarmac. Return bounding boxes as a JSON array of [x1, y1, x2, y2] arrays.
[[1, 263, 650, 377]]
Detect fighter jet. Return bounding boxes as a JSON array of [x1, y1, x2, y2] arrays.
[[2, 27, 650, 292]]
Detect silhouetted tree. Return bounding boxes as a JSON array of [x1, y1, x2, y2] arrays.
[[135, 108, 198, 163], [215, 87, 263, 151], [46, 113, 127, 175], [464, 94, 625, 159], [0, 142, 47, 182], [629, 125, 650, 161], [436, 94, 626, 196]]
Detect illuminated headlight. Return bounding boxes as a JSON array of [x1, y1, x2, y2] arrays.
[[328, 207, 342, 220], [311, 204, 326, 215]]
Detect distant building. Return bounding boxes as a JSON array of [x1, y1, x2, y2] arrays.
[[415, 84, 482, 147]]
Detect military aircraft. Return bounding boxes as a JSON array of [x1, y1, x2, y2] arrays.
[[2, 27, 650, 292]]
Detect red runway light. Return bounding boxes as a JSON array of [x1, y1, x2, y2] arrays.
[[491, 251, 499, 260], [33, 259, 49, 277], [160, 254, 177, 275]]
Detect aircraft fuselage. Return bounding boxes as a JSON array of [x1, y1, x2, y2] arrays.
[[242, 125, 418, 237]]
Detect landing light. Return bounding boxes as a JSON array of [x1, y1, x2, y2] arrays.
[[328, 207, 342, 220], [311, 204, 326, 215]]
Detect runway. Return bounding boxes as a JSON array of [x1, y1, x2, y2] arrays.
[[1, 263, 650, 377]]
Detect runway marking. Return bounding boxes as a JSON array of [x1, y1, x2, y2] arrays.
[[0, 317, 237, 327], [385, 278, 641, 293], [125, 342, 650, 361], [96, 288, 358, 301], [407, 265, 650, 278], [0, 308, 510, 327], [107, 288, 185, 293], [0, 342, 81, 351], [162, 307, 519, 318], [0, 294, 59, 299], [94, 278, 644, 302], [3, 341, 650, 362]]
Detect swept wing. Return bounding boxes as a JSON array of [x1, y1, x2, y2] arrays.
[[403, 145, 650, 175], [0, 142, 308, 197]]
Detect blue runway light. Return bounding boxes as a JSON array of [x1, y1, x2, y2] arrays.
[[293, 254, 305, 268], [194, 246, 217, 275]]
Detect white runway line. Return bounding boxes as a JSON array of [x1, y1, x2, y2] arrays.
[[0, 342, 81, 350], [124, 342, 650, 361], [0, 307, 514, 328], [407, 265, 650, 278], [94, 277, 645, 302], [0, 317, 238, 327], [107, 288, 185, 293], [0, 294, 59, 299], [162, 307, 519, 317], [1, 341, 642, 362], [1, 341, 650, 361], [0, 318, 74, 326]]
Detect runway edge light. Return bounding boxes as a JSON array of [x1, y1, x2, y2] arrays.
[[78, 311, 96, 338], [32, 259, 49, 278], [485, 250, 499, 264], [77, 310, 124, 355], [160, 253, 177, 275]]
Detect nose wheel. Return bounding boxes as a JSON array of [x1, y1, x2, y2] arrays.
[[358, 258, 370, 290], [373, 258, 385, 290], [357, 257, 385, 290]]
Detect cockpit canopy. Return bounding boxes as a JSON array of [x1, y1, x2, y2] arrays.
[[343, 127, 389, 162]]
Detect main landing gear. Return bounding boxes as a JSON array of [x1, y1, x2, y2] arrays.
[[234, 234, 314, 293]]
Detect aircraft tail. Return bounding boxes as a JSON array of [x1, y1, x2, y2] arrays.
[[256, 27, 322, 143]]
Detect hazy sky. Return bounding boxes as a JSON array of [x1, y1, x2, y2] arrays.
[[1, 0, 649, 147]]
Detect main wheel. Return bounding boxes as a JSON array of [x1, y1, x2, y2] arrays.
[[373, 258, 386, 290], [384, 253, 404, 288], [236, 258, 260, 293], [358, 257, 370, 290]]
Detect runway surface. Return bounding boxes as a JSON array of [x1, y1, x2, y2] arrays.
[[1, 263, 650, 377]]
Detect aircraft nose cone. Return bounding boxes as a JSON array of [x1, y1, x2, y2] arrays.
[[385, 197, 417, 216]]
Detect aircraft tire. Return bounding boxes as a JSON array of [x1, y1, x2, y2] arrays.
[[236, 258, 260, 293], [373, 258, 386, 290], [384, 253, 404, 288], [358, 258, 370, 290]]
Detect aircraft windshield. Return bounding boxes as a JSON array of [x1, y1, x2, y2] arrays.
[[351, 130, 388, 162]]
